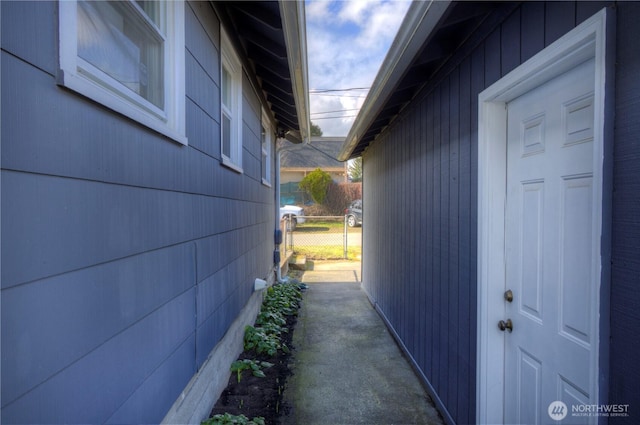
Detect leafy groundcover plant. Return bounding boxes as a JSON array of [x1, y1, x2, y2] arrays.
[[203, 281, 304, 425]]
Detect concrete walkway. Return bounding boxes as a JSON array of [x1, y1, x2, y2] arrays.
[[281, 261, 443, 425]]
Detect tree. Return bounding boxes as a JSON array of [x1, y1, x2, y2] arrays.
[[310, 122, 323, 137], [299, 168, 332, 204], [348, 157, 362, 182]]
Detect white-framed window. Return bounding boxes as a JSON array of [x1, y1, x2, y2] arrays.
[[220, 28, 243, 172], [261, 110, 272, 186], [58, 0, 186, 145]]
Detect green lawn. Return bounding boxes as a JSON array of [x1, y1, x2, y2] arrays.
[[293, 245, 361, 260], [295, 221, 362, 233]]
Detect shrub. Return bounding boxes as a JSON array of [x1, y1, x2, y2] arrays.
[[324, 182, 362, 215], [300, 203, 332, 216], [299, 168, 332, 204]]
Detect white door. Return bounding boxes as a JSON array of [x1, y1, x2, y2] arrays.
[[503, 58, 598, 424]]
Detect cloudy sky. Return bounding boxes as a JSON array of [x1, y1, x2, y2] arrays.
[[305, 0, 412, 137]]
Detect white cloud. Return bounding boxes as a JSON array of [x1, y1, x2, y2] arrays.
[[357, 2, 410, 49], [306, 0, 411, 137], [306, 1, 332, 21], [338, 1, 370, 24]]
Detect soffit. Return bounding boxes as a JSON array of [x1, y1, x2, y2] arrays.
[[342, 1, 506, 160], [214, 1, 304, 138]]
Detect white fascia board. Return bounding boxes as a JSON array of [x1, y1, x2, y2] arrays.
[[338, 0, 451, 161], [279, 0, 311, 145]]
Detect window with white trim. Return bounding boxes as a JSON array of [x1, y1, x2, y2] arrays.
[[261, 111, 272, 186], [58, 0, 186, 144], [220, 28, 243, 172]]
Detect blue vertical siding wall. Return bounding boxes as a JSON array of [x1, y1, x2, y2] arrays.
[[362, 2, 639, 424], [1, 1, 276, 423], [610, 1, 640, 416]]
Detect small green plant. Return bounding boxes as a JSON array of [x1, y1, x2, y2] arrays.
[[243, 325, 288, 356], [255, 310, 286, 327], [205, 283, 303, 425], [262, 284, 302, 316], [259, 321, 287, 336], [230, 359, 274, 383], [241, 283, 303, 355], [201, 413, 265, 425]]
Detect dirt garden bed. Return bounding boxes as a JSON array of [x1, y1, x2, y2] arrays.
[[203, 272, 304, 425]]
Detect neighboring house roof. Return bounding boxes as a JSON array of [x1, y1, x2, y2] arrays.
[[281, 136, 345, 170], [214, 2, 310, 144], [340, 0, 512, 160]]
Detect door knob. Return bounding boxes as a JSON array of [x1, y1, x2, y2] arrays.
[[504, 289, 513, 302], [498, 319, 513, 332]]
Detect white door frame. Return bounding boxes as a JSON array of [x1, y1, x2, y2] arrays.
[[476, 9, 610, 424]]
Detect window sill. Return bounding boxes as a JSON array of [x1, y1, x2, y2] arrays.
[[261, 179, 272, 187], [58, 71, 188, 146], [221, 157, 244, 174]]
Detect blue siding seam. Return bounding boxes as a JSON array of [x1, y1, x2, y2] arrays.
[[186, 138, 217, 161], [196, 242, 268, 309], [244, 146, 262, 166], [2, 239, 197, 291], [185, 45, 217, 87], [104, 330, 196, 424], [197, 286, 237, 328], [195, 224, 272, 282], [0, 48, 55, 79], [185, 53, 220, 122], [2, 285, 195, 409], [185, 90, 219, 126], [207, 191, 271, 203], [0, 167, 266, 199], [187, 2, 219, 51], [194, 241, 200, 369]]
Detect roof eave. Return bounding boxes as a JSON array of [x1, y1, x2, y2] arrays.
[[338, 0, 452, 161], [280, 0, 311, 144]]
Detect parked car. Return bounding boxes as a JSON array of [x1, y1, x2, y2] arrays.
[[345, 200, 362, 227], [279, 205, 305, 230]]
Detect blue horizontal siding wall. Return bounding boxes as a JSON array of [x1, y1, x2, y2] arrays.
[[362, 2, 639, 424], [1, 1, 276, 423]]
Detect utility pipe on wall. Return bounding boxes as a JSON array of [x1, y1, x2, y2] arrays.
[[274, 135, 309, 283]]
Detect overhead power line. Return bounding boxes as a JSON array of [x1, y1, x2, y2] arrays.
[[311, 108, 361, 116], [309, 87, 369, 93], [310, 93, 368, 98], [311, 115, 358, 120]]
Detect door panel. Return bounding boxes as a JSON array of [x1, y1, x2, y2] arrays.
[[518, 349, 542, 424], [560, 176, 593, 346], [520, 181, 544, 321], [504, 58, 596, 425]]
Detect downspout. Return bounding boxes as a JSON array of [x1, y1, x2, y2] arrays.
[[275, 0, 310, 282], [275, 143, 286, 283], [275, 137, 309, 283]]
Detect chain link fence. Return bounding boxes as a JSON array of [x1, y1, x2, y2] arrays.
[[281, 216, 362, 260]]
